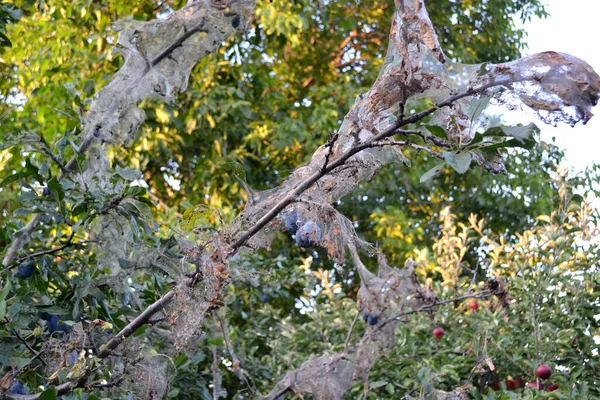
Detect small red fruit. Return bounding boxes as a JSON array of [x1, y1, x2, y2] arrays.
[[526, 381, 541, 389], [547, 384, 559, 392], [466, 347, 473, 355], [513, 377, 525, 388], [505, 379, 516, 390], [535, 364, 552, 380], [468, 300, 479, 310], [433, 327, 445, 339], [490, 381, 501, 391]]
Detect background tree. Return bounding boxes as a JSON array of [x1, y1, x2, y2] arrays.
[[0, 0, 598, 399]]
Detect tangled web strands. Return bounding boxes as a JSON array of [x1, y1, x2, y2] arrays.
[[241, 0, 600, 399], [88, 0, 254, 148], [1, 0, 257, 267], [82, 0, 255, 195], [263, 258, 438, 400], [240, 0, 600, 264]]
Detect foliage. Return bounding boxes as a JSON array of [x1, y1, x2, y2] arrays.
[[221, 170, 600, 399], [1, 0, 598, 400]]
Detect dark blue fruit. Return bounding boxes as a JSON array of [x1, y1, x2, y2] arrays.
[[262, 294, 269, 303], [42, 186, 52, 196], [368, 315, 379, 325], [17, 262, 35, 278], [8, 379, 26, 395], [362, 313, 369, 322], [285, 209, 302, 232], [295, 221, 322, 248], [67, 350, 79, 366], [41, 313, 70, 334], [231, 14, 240, 28]]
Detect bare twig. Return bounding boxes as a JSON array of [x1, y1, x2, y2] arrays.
[[149, 18, 207, 69], [376, 292, 494, 332], [344, 311, 361, 352], [1, 232, 81, 274], [211, 313, 221, 400], [215, 311, 254, 393], [13, 329, 46, 366]]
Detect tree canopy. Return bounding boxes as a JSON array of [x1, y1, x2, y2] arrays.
[[0, 1, 599, 399]]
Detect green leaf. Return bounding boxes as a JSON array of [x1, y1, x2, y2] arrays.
[[369, 381, 388, 389], [425, 125, 448, 140], [39, 386, 58, 400], [83, 79, 95, 95], [10, 357, 31, 369], [181, 205, 220, 232], [0, 131, 41, 151], [0, 31, 11, 47], [222, 161, 247, 181], [118, 258, 136, 269], [71, 202, 88, 217], [482, 138, 536, 151], [443, 151, 472, 174], [468, 96, 490, 122], [476, 62, 489, 77], [0, 300, 6, 321], [116, 166, 142, 181], [208, 338, 224, 346], [47, 177, 65, 201], [479, 123, 539, 143], [0, 171, 25, 188], [0, 280, 11, 301], [63, 82, 77, 98], [501, 123, 539, 143], [125, 186, 147, 197], [420, 162, 446, 183]]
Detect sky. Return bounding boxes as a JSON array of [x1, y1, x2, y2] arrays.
[[521, 0, 600, 174]]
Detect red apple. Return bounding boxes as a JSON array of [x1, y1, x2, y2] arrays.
[[505, 379, 516, 390], [468, 300, 479, 310], [513, 377, 525, 388], [535, 364, 552, 380], [527, 381, 541, 389], [547, 384, 559, 392], [433, 327, 445, 339]]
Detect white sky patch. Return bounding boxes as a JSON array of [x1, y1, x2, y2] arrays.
[[519, 0, 600, 174]]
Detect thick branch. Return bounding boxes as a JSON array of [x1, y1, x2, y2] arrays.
[[231, 76, 527, 252]]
